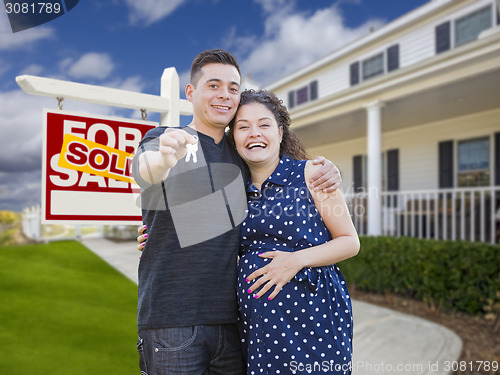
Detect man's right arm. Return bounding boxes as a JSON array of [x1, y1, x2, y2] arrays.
[[135, 128, 198, 185]]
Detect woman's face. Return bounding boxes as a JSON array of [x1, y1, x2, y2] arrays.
[[233, 102, 283, 167]]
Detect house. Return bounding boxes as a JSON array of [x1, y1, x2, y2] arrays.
[[265, 0, 500, 244]]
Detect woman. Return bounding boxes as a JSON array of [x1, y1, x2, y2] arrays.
[[227, 89, 359, 375]]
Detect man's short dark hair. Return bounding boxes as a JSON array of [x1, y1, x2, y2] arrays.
[[190, 49, 241, 87]]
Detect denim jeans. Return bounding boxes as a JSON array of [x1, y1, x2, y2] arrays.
[[137, 324, 246, 375]]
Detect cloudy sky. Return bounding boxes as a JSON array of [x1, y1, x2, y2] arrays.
[[0, 0, 428, 212]]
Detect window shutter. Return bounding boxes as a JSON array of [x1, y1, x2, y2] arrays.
[[310, 80, 318, 101], [439, 140, 454, 188], [495, 132, 500, 185], [387, 149, 399, 191], [288, 91, 295, 109], [435, 21, 451, 54], [350, 62, 359, 86], [387, 45, 399, 72], [353, 155, 363, 193]]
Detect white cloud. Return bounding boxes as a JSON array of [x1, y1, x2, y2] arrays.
[[0, 90, 52, 173], [124, 0, 188, 26], [103, 75, 146, 93], [0, 26, 54, 51], [20, 64, 44, 76], [65, 53, 115, 80], [0, 10, 54, 50], [230, 1, 384, 85]]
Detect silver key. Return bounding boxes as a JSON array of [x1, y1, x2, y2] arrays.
[[185, 136, 199, 163]]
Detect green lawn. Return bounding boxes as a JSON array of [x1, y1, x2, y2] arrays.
[[0, 241, 139, 375]]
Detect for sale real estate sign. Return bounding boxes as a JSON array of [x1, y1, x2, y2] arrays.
[[43, 109, 156, 224]]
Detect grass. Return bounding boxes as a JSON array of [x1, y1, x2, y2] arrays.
[[0, 241, 139, 375]]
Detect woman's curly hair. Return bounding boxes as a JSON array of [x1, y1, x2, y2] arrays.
[[227, 89, 309, 160]]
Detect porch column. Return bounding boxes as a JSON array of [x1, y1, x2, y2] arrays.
[[364, 100, 385, 236]]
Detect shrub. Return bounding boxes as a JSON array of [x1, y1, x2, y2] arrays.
[[340, 236, 500, 315], [0, 227, 17, 246]]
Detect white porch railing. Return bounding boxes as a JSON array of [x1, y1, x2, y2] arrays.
[[345, 186, 500, 245]]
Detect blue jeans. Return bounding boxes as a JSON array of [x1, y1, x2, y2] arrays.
[[137, 324, 246, 375]]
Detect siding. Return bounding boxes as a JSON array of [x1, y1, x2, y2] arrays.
[[274, 0, 497, 108], [399, 25, 434, 67], [305, 108, 500, 192]]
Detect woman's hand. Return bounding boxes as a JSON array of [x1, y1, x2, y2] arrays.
[[137, 225, 147, 252], [246, 251, 303, 300]]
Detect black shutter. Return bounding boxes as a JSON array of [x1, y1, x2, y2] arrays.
[[350, 62, 359, 86], [310, 80, 318, 101], [439, 140, 454, 188], [386, 149, 399, 207], [387, 45, 399, 72], [435, 21, 451, 54], [387, 149, 399, 191], [495, 132, 500, 185], [353, 155, 363, 193], [288, 91, 295, 109]]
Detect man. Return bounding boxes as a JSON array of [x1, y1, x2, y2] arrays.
[[132, 49, 341, 375]]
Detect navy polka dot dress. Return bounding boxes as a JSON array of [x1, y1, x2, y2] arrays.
[[237, 156, 353, 375]]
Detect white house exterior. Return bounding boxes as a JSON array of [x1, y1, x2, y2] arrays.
[[265, 0, 500, 244]]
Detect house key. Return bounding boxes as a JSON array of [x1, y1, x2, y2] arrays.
[[185, 135, 199, 163]]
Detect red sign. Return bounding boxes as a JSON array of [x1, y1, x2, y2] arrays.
[[42, 110, 157, 224]]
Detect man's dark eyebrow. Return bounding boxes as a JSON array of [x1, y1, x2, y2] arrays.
[[205, 78, 240, 87]]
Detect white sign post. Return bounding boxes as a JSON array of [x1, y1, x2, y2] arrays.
[[17, 68, 193, 224]]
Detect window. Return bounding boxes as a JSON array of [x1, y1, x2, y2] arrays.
[[287, 80, 319, 108], [455, 5, 492, 47], [457, 137, 490, 187], [435, 5, 493, 54], [349, 44, 399, 86], [296, 86, 308, 105], [362, 53, 384, 80]]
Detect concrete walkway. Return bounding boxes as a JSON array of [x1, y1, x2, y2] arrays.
[[81, 237, 462, 375]]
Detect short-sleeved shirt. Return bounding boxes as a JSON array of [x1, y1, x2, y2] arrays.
[[133, 126, 249, 329]]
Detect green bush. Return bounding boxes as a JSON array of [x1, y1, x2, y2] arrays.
[[0, 227, 17, 246], [340, 236, 500, 315]]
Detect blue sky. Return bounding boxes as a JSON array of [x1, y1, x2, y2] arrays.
[[0, 0, 429, 212]]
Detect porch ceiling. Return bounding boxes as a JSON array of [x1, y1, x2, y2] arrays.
[[295, 62, 500, 149]]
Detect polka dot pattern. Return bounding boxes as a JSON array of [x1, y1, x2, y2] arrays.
[[237, 156, 353, 374]]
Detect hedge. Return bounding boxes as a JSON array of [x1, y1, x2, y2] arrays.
[[339, 236, 500, 315]]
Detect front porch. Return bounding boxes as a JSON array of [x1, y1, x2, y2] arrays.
[[346, 186, 500, 244]]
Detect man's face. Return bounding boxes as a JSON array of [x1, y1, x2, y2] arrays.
[[186, 63, 241, 131]]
